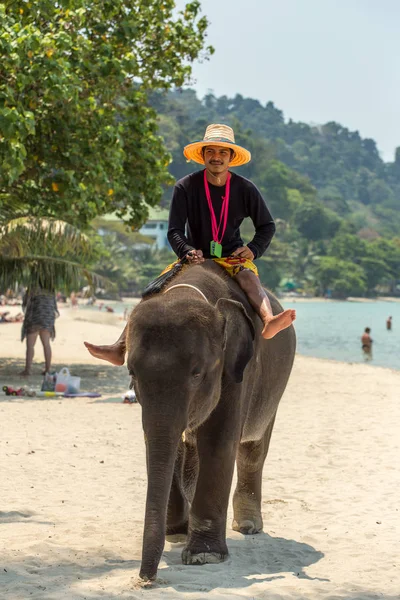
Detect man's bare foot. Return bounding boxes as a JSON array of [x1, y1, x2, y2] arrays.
[[262, 309, 296, 339], [84, 341, 125, 366], [19, 370, 31, 377]]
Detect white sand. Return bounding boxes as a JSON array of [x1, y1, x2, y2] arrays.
[[1, 307, 399, 599]]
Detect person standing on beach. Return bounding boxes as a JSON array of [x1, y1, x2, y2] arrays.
[[386, 316, 392, 331], [361, 327, 373, 360], [70, 291, 78, 309], [20, 287, 59, 376], [84, 124, 296, 365]]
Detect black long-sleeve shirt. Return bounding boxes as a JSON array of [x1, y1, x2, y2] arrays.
[[167, 170, 276, 260]]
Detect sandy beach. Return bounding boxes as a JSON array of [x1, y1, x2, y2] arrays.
[[1, 306, 399, 600]]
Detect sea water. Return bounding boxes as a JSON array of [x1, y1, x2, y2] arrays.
[[292, 300, 400, 370], [83, 298, 400, 371]]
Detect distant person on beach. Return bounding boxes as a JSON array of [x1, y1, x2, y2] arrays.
[[361, 327, 373, 360], [20, 287, 59, 376], [0, 292, 21, 306], [56, 291, 67, 303], [70, 291, 78, 309], [0, 311, 24, 323], [386, 316, 392, 331]]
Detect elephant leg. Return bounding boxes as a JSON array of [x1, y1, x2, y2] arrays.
[[232, 414, 276, 535], [182, 399, 240, 565], [166, 439, 198, 540], [166, 471, 189, 539]]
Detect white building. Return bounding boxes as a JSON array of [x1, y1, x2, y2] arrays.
[[138, 206, 170, 250]]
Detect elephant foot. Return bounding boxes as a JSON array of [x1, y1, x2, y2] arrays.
[[232, 516, 263, 535], [166, 521, 188, 543], [182, 534, 228, 565], [182, 549, 228, 565], [233, 490, 263, 534]]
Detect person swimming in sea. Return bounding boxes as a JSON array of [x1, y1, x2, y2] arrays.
[[361, 327, 373, 360]]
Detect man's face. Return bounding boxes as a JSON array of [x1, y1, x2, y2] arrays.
[[203, 145, 232, 173]]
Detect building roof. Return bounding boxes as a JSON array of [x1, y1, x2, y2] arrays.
[[146, 205, 169, 222], [100, 204, 169, 224]]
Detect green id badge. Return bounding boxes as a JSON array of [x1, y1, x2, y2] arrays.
[[210, 241, 223, 258]]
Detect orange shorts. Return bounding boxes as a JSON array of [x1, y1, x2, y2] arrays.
[[161, 256, 258, 278]]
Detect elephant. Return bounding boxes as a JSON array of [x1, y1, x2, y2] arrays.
[[121, 260, 295, 580]]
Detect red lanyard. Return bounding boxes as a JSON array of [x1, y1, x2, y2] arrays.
[[203, 170, 231, 244]]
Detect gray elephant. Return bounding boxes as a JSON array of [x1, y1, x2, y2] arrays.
[[102, 260, 295, 580]]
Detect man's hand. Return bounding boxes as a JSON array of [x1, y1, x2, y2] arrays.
[[231, 246, 255, 260], [186, 249, 205, 264]]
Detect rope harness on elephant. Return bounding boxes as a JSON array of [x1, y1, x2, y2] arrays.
[[163, 284, 209, 303]]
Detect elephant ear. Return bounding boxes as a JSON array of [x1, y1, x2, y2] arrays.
[[216, 298, 255, 384]]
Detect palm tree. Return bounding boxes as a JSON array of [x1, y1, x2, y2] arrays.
[[0, 201, 107, 292], [290, 239, 321, 285]]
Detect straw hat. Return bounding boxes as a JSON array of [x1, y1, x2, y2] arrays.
[[183, 124, 251, 167]]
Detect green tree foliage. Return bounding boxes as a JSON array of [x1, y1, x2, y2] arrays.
[[329, 232, 367, 261], [359, 256, 390, 293], [369, 238, 400, 275], [146, 88, 400, 297], [151, 89, 400, 235], [315, 257, 367, 298], [289, 239, 321, 289], [256, 256, 281, 291], [0, 215, 106, 291], [294, 201, 340, 241], [93, 225, 175, 295], [324, 232, 400, 295], [0, 1, 212, 228]]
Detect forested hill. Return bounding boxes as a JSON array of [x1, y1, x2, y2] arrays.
[[149, 89, 400, 237]]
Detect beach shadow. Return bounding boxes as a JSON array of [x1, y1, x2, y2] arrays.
[[1, 540, 291, 600], [0, 510, 33, 522], [1, 552, 142, 600], [155, 530, 326, 594], [0, 359, 130, 399], [348, 596, 400, 600], [0, 510, 52, 526], [2, 542, 398, 600]]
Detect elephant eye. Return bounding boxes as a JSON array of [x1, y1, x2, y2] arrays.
[[192, 368, 201, 378]]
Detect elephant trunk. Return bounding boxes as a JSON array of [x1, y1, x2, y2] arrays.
[[139, 417, 184, 581]]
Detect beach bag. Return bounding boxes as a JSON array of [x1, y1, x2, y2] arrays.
[[41, 372, 57, 392], [55, 367, 81, 394]]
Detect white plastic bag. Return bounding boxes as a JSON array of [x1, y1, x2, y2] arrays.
[[55, 367, 81, 394]]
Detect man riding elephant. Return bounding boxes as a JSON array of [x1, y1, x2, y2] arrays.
[[84, 126, 297, 581], [85, 124, 295, 365]]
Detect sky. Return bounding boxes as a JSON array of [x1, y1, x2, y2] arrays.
[[175, 0, 399, 162]]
